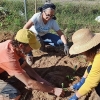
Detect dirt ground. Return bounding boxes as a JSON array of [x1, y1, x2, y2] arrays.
[[0, 32, 99, 100]]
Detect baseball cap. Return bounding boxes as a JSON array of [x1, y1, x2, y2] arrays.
[[15, 29, 41, 49]]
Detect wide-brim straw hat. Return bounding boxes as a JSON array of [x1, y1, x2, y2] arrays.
[[69, 28, 100, 55]]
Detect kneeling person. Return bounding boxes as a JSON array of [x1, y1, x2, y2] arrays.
[[0, 29, 64, 100]]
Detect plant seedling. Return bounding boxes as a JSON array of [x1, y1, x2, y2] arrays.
[[73, 65, 77, 74], [66, 75, 74, 81], [61, 83, 68, 91]]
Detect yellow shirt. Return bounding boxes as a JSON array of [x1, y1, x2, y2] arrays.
[[78, 53, 100, 96]]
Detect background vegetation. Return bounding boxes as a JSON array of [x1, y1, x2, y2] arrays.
[[0, 0, 100, 37]]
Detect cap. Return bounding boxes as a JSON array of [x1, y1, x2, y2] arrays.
[[15, 29, 41, 49]]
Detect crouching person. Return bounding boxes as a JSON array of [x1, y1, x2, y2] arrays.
[[69, 28, 100, 100], [0, 29, 64, 100]]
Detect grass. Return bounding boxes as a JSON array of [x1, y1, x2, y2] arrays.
[[0, 0, 100, 36]]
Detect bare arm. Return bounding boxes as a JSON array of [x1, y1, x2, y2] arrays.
[[21, 61, 44, 80], [24, 63, 44, 79], [23, 20, 33, 29], [15, 71, 64, 96], [3, 61, 64, 96], [21, 61, 53, 86], [56, 30, 67, 44], [15, 71, 53, 92]]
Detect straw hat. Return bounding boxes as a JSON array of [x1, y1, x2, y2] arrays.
[[69, 28, 100, 55]]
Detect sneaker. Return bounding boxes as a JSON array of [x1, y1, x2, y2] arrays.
[[26, 55, 33, 66]]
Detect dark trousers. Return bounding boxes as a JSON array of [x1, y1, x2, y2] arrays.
[[87, 65, 100, 96], [95, 83, 100, 96]]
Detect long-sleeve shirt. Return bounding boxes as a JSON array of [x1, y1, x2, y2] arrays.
[[78, 53, 100, 96]]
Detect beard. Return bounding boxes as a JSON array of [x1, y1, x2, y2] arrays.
[[20, 49, 27, 55]]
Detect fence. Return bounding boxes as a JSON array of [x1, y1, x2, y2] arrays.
[[0, 0, 45, 32], [0, 0, 100, 34]]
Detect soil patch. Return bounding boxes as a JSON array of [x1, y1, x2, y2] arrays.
[[0, 32, 99, 100]]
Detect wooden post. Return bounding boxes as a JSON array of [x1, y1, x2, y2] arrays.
[[35, 0, 37, 13], [24, 0, 27, 22]]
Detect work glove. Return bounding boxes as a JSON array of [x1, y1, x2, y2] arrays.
[[71, 77, 86, 91], [69, 94, 78, 100], [64, 44, 69, 56], [36, 35, 45, 51]]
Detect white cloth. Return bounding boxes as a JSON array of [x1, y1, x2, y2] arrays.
[[95, 16, 100, 22], [0, 80, 7, 92], [29, 12, 60, 36]]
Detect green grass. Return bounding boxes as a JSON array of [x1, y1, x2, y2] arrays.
[[55, 3, 100, 34], [0, 0, 100, 36]]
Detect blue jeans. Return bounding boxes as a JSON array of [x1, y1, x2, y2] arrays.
[[0, 83, 20, 99], [95, 83, 100, 96], [41, 33, 63, 46], [27, 33, 63, 56], [0, 59, 25, 99]]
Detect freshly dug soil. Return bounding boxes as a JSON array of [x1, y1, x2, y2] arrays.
[[0, 32, 99, 100]]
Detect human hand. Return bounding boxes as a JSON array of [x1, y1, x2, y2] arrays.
[[69, 94, 78, 100], [53, 88, 65, 97], [36, 35, 45, 51], [64, 44, 69, 56], [70, 77, 86, 91]]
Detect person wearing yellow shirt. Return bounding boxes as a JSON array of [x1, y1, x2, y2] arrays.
[[69, 28, 100, 100]]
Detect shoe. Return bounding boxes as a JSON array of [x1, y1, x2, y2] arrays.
[[26, 55, 33, 66]]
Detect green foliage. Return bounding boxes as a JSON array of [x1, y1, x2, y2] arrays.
[[0, 0, 100, 34], [66, 75, 75, 81], [65, 65, 77, 82], [55, 3, 100, 35], [0, 0, 25, 32]]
